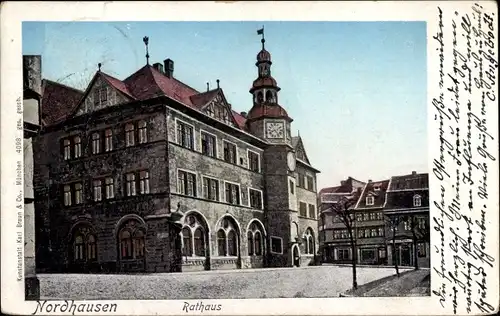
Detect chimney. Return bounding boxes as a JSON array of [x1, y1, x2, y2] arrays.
[[340, 180, 346, 186], [164, 58, 174, 78], [411, 171, 417, 175], [153, 62, 164, 74], [368, 179, 372, 183], [240, 111, 247, 118], [23, 55, 42, 96]]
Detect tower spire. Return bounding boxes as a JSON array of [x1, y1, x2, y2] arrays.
[[143, 36, 150, 65]]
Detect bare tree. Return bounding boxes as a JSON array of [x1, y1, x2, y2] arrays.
[[331, 196, 358, 290], [408, 214, 430, 271], [386, 215, 401, 277]]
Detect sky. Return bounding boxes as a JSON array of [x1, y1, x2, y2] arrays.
[[22, 21, 427, 190]]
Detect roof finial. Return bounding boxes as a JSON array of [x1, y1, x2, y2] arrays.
[[216, 79, 220, 89], [143, 36, 150, 65], [298, 130, 300, 137], [206, 82, 210, 92], [257, 26, 265, 49], [98, 63, 102, 72]]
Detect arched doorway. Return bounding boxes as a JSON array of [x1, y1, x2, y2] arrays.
[[247, 219, 266, 268], [292, 244, 301, 267], [181, 211, 211, 271]]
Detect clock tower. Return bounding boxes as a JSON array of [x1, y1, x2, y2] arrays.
[[245, 28, 299, 267]]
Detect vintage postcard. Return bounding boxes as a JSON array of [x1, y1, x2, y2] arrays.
[[1, 1, 498, 315]]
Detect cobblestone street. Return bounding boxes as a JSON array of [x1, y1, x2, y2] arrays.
[[38, 265, 411, 300]]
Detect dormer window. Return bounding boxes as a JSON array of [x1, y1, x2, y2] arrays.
[[413, 194, 422, 207], [366, 195, 374, 206], [373, 185, 380, 191]]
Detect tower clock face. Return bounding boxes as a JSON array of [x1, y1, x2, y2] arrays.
[[266, 121, 284, 139]]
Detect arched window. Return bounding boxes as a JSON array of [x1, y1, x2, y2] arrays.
[[138, 120, 148, 144], [217, 230, 227, 256], [254, 231, 262, 255], [227, 230, 237, 256], [74, 234, 84, 261], [256, 91, 264, 103], [247, 221, 264, 256], [247, 231, 254, 256], [304, 229, 315, 255], [266, 90, 274, 103], [413, 194, 422, 207], [86, 234, 97, 261], [120, 230, 132, 259], [194, 227, 205, 256], [133, 230, 145, 259], [182, 227, 192, 256]]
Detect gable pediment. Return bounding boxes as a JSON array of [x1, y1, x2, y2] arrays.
[[74, 72, 134, 117], [294, 137, 311, 165], [201, 90, 238, 128]]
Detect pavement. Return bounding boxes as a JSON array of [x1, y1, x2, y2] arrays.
[[37, 265, 412, 300], [342, 268, 430, 297]]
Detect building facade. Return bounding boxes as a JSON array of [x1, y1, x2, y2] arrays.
[[33, 33, 320, 273], [318, 172, 429, 268]]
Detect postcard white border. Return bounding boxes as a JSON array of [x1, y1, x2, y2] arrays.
[[1, 1, 499, 316]]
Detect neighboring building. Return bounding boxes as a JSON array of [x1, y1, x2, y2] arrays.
[[23, 55, 42, 299], [318, 172, 429, 267], [33, 31, 320, 273], [318, 177, 365, 263], [384, 172, 430, 268]]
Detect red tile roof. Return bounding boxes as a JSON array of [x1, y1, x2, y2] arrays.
[[189, 89, 220, 108], [232, 111, 248, 130], [100, 72, 136, 100], [246, 104, 290, 121], [41, 79, 84, 126], [249, 76, 279, 93]]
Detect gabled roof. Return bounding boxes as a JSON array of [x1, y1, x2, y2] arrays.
[[190, 89, 220, 107], [292, 136, 311, 164], [100, 72, 136, 100], [40, 79, 84, 126], [354, 179, 390, 209]]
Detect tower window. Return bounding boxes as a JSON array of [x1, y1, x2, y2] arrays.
[[256, 91, 263, 103], [266, 90, 274, 103]]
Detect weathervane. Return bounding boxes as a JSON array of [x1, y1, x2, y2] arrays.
[[143, 36, 150, 65], [257, 26, 265, 49]]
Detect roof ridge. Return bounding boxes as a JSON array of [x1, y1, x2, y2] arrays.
[[42, 79, 84, 93]]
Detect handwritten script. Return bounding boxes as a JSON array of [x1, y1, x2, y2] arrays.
[[431, 2, 498, 315]]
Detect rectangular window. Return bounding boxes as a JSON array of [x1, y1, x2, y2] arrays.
[[249, 189, 263, 209], [366, 196, 374, 206], [369, 212, 377, 221], [93, 179, 102, 201], [105, 177, 114, 199], [378, 248, 387, 258], [104, 129, 113, 152], [356, 213, 363, 222], [223, 141, 237, 164], [370, 228, 377, 237], [125, 123, 135, 147], [299, 202, 307, 217], [73, 136, 82, 158], [138, 121, 148, 144], [377, 212, 384, 220], [99, 87, 107, 103], [418, 217, 426, 229], [308, 204, 316, 219], [177, 121, 194, 149], [139, 170, 150, 194], [93, 89, 100, 105], [306, 175, 314, 191], [270, 236, 283, 254], [125, 173, 136, 196], [378, 227, 384, 237], [289, 179, 295, 194], [363, 213, 369, 221], [202, 177, 219, 201], [224, 182, 240, 205], [248, 150, 260, 172], [298, 174, 305, 188], [338, 249, 350, 260], [417, 242, 427, 257], [63, 185, 72, 206], [358, 229, 364, 238], [364, 229, 370, 238], [74, 183, 83, 204], [92, 132, 101, 155], [201, 131, 216, 157], [62, 139, 71, 160], [178, 170, 197, 197]]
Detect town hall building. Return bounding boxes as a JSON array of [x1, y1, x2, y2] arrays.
[[33, 30, 320, 273]]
